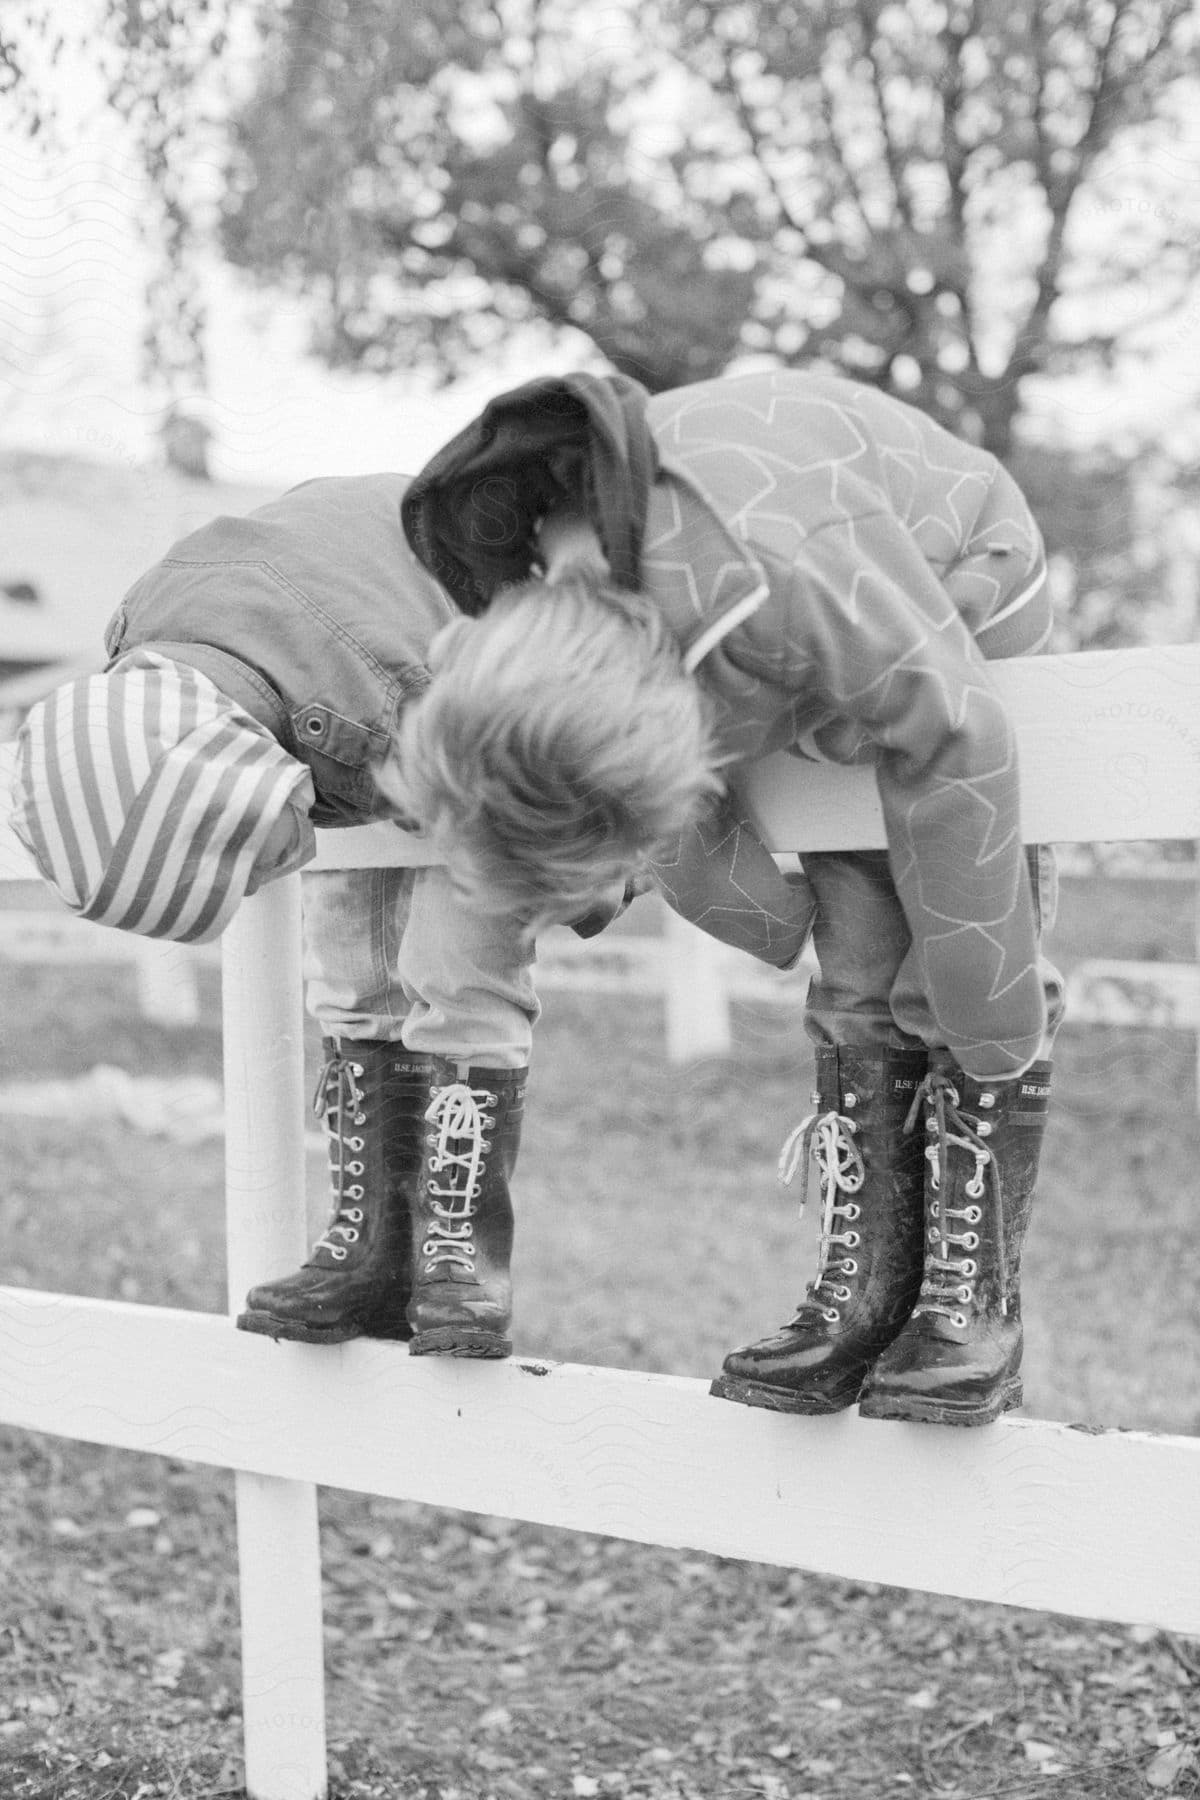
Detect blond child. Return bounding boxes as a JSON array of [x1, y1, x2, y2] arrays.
[[394, 366, 1062, 1426]]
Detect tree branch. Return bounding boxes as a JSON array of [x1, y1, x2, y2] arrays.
[[856, 0, 914, 230]]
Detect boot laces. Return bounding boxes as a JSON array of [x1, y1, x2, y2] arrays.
[[905, 1072, 1005, 1326], [421, 1080, 497, 1275], [778, 1096, 866, 1325], [311, 1052, 368, 1261]]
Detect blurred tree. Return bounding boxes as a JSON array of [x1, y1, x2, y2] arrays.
[[102, 0, 234, 453], [221, 0, 1199, 458]]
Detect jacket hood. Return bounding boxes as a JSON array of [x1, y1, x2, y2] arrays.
[[401, 373, 658, 612]]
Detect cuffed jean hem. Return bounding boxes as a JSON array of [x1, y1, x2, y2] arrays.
[[300, 865, 539, 1070]]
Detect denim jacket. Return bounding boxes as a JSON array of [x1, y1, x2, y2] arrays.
[[104, 474, 452, 828]]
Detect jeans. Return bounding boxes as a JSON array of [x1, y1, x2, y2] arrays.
[[801, 846, 1064, 1069], [301, 866, 538, 1068]]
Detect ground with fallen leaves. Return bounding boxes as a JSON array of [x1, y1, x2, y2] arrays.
[[1, 874, 1199, 1799]]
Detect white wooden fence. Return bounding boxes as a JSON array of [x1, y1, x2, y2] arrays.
[[2, 643, 1200, 1800]]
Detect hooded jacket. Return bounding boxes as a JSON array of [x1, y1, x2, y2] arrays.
[[403, 368, 1053, 1075]]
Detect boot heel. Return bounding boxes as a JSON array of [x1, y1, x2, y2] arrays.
[[859, 1374, 1023, 1427], [409, 1325, 512, 1359]]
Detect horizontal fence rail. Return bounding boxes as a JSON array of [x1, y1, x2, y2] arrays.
[[2, 643, 1200, 1800], [3, 1286, 1199, 1634]]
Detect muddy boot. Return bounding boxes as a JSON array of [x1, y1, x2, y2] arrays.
[[237, 1040, 430, 1344], [858, 1055, 1052, 1427], [710, 1047, 928, 1414], [406, 1060, 526, 1359]]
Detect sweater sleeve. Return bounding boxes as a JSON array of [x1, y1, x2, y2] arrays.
[[729, 513, 1046, 1077], [648, 787, 818, 969]]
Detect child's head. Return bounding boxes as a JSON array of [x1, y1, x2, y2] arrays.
[[8, 651, 315, 942], [387, 566, 723, 934]]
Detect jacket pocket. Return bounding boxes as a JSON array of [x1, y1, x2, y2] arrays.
[[291, 702, 385, 820]]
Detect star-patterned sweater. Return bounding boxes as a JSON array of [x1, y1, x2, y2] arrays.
[[404, 368, 1052, 1077]]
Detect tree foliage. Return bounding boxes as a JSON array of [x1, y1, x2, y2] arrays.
[[221, 0, 1199, 455]]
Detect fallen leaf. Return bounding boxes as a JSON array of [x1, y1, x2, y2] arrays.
[[572, 1779, 601, 1798], [150, 1647, 186, 1689], [906, 1688, 937, 1710], [1147, 1742, 1196, 1789], [125, 1507, 161, 1529]]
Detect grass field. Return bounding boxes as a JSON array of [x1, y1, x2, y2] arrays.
[[1, 874, 1199, 1799]]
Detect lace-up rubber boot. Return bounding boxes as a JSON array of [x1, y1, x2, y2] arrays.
[[237, 1040, 431, 1344], [710, 1047, 928, 1414], [406, 1060, 526, 1359], [858, 1055, 1052, 1427]]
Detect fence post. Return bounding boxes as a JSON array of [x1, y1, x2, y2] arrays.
[[662, 908, 733, 1062], [222, 876, 328, 1800]]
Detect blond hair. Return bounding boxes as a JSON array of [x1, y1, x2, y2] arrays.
[[386, 570, 723, 933]]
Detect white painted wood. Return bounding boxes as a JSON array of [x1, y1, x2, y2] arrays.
[[662, 909, 733, 1059], [221, 884, 327, 1800], [1, 1287, 1198, 1634], [742, 644, 1200, 852], [6, 649, 1200, 885]]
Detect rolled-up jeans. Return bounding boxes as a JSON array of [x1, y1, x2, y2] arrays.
[[800, 846, 1064, 1066], [300, 865, 538, 1069]]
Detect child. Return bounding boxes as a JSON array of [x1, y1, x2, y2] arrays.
[[394, 366, 1064, 1426], [6, 473, 658, 1359]]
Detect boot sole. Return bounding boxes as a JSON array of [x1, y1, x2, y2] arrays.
[[409, 1328, 512, 1359], [857, 1378, 1023, 1427], [236, 1309, 413, 1346], [709, 1373, 863, 1415]]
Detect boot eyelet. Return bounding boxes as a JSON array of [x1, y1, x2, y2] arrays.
[[960, 1259, 977, 1277], [331, 1247, 348, 1262], [927, 1227, 941, 1243], [844, 1231, 861, 1248], [809, 1090, 820, 1105], [962, 1232, 980, 1250], [842, 1259, 858, 1276], [843, 1204, 861, 1221], [822, 1307, 840, 1324], [945, 1085, 960, 1106], [347, 1137, 364, 1152], [341, 1228, 359, 1244], [978, 1092, 995, 1108], [956, 1285, 973, 1303], [950, 1310, 968, 1328], [929, 1200, 940, 1219], [346, 1185, 364, 1200], [976, 1122, 992, 1138], [843, 1092, 857, 1108], [345, 1208, 364, 1223], [349, 1063, 364, 1077], [347, 1161, 364, 1176], [963, 1206, 982, 1224], [833, 1285, 852, 1302]]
